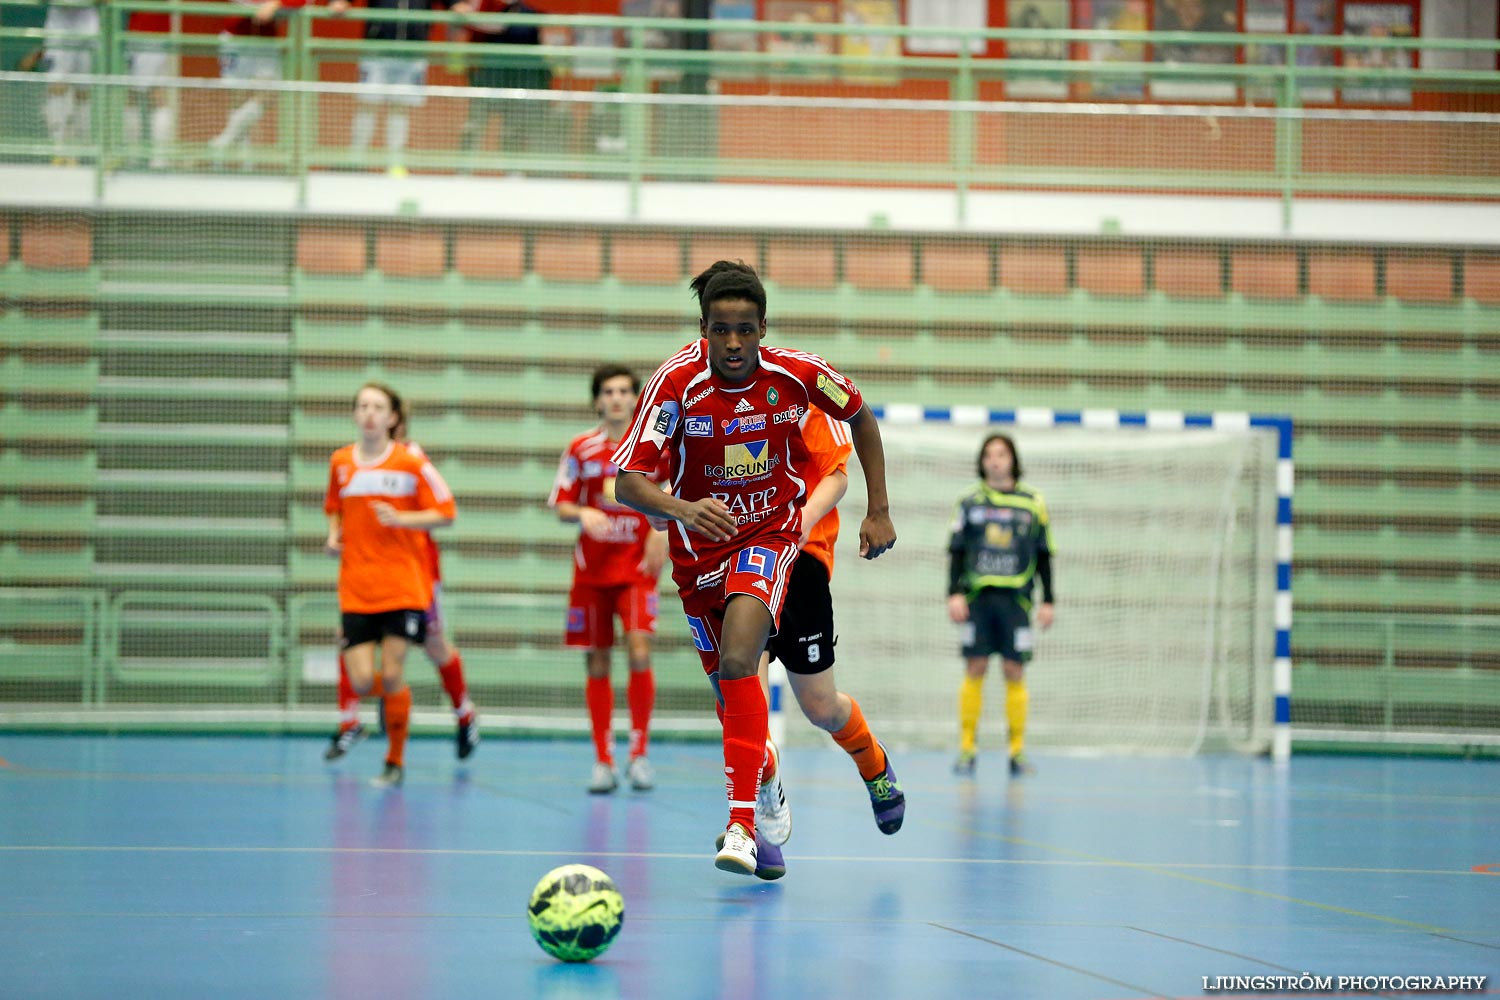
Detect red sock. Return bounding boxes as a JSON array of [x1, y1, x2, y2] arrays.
[[586, 676, 614, 766], [336, 654, 359, 729], [719, 675, 767, 835], [627, 669, 654, 760], [437, 653, 473, 721], [384, 686, 411, 768], [370, 673, 386, 698]]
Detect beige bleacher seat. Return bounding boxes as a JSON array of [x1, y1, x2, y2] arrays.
[[1465, 250, 1500, 305], [1076, 244, 1145, 297], [296, 223, 365, 276], [1231, 247, 1300, 300], [687, 235, 761, 275], [375, 225, 447, 279], [767, 237, 837, 290], [1153, 245, 1221, 298], [1307, 249, 1378, 301], [921, 239, 991, 293], [998, 243, 1066, 294], [1385, 250, 1454, 304], [20, 215, 92, 271], [611, 233, 682, 285], [845, 238, 915, 292], [533, 230, 603, 283], [453, 227, 525, 281]]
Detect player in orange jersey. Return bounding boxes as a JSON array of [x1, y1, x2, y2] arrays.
[[756, 406, 904, 858], [324, 415, 478, 765], [549, 365, 669, 794], [324, 382, 457, 787]]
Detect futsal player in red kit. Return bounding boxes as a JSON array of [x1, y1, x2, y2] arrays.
[[549, 365, 669, 795], [612, 260, 896, 876]]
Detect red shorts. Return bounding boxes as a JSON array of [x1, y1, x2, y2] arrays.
[[676, 539, 800, 675], [565, 580, 659, 649]]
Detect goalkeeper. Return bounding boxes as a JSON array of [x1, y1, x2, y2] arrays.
[[947, 433, 1054, 777]]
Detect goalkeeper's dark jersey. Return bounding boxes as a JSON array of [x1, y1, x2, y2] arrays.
[[947, 481, 1053, 601]]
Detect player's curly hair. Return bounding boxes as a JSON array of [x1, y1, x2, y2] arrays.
[[977, 433, 1023, 481], [689, 259, 767, 322]]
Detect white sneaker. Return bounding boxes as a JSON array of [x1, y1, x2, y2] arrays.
[[588, 762, 619, 794], [626, 756, 655, 791], [756, 740, 792, 846], [714, 823, 756, 875]]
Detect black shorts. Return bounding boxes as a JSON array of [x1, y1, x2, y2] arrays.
[[960, 588, 1033, 663], [766, 554, 836, 675], [342, 609, 427, 649]]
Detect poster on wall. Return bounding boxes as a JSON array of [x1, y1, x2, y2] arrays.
[[1075, 0, 1146, 99], [765, 0, 838, 77], [905, 0, 986, 55], [1243, 0, 1288, 103], [1291, 0, 1336, 102], [711, 0, 758, 79], [840, 0, 902, 83], [1342, 1, 1415, 104], [1004, 0, 1070, 98], [1150, 0, 1238, 101]]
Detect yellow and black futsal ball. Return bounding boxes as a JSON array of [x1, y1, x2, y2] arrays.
[[527, 864, 625, 962]]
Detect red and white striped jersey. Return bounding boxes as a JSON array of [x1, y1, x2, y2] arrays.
[[550, 428, 668, 588], [611, 339, 863, 583]]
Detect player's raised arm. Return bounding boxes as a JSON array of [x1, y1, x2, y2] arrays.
[[846, 403, 895, 559]]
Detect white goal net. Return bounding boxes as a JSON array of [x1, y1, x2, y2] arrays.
[[805, 412, 1281, 757]]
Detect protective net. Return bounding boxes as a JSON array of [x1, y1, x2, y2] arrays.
[[816, 419, 1278, 755]]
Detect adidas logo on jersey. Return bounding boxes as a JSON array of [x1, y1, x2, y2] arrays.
[[734, 397, 754, 414]]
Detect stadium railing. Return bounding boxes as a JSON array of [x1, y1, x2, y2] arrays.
[[2, 1, 1499, 214]]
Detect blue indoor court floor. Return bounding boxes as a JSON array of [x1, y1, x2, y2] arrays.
[[1, 734, 1496, 1000]]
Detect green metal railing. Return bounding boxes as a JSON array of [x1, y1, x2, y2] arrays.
[[2, 0, 1498, 224], [3, 70, 1499, 226], [6, 588, 1497, 748], [1294, 611, 1500, 744], [0, 587, 102, 704], [3, 0, 1494, 102]]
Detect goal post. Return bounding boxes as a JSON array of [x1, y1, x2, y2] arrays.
[[776, 405, 1293, 761]]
